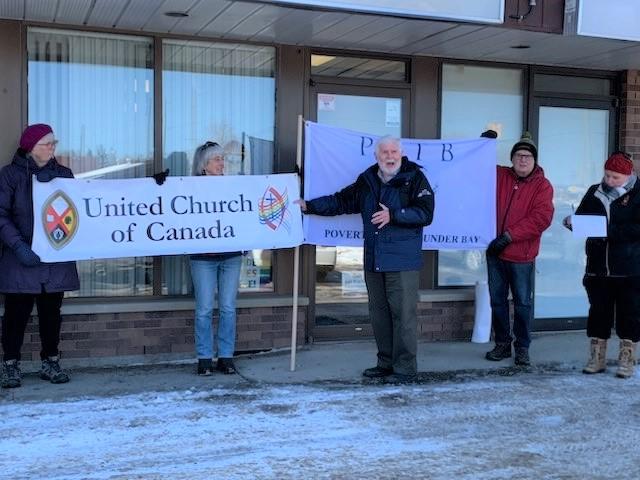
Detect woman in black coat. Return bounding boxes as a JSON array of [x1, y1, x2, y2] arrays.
[[564, 152, 640, 379], [0, 124, 79, 388]]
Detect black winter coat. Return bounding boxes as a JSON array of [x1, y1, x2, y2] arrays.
[[306, 157, 434, 272], [0, 150, 80, 293], [575, 180, 640, 277]]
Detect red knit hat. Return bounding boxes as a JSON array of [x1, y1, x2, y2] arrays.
[[604, 152, 633, 175], [19, 124, 53, 152]]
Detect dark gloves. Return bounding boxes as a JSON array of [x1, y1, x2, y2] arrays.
[[487, 233, 512, 256], [152, 169, 170, 186], [13, 241, 41, 267], [36, 170, 56, 182]]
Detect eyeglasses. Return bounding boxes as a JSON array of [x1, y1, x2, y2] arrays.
[[36, 140, 58, 147], [514, 153, 534, 160], [201, 141, 220, 149]]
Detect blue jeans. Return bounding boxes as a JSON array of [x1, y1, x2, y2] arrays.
[[486, 254, 534, 349], [190, 256, 242, 359]]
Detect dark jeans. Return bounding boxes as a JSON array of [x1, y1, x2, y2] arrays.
[[583, 275, 640, 342], [1, 291, 64, 362], [486, 254, 534, 349], [364, 270, 419, 375]]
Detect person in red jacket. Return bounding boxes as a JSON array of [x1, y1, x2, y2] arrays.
[[484, 132, 554, 366]]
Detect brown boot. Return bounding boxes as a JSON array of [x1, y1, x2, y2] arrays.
[[616, 339, 636, 379], [582, 338, 607, 374]]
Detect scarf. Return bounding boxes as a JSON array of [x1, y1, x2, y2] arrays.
[[594, 174, 637, 218]]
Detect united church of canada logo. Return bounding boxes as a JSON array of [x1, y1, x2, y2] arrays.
[[258, 186, 292, 234], [42, 190, 79, 249]]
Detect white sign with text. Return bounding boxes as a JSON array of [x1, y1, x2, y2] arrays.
[[303, 121, 496, 250], [32, 174, 303, 262]]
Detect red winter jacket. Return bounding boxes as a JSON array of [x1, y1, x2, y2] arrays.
[[495, 165, 554, 263]]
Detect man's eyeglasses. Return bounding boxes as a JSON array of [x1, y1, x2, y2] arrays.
[[36, 140, 59, 147], [514, 153, 534, 160]]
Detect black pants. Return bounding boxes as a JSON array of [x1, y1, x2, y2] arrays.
[[1, 291, 64, 362], [364, 270, 419, 375], [583, 275, 640, 342]]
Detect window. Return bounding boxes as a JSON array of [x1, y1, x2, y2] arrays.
[[28, 28, 154, 297], [162, 40, 276, 294], [439, 64, 523, 286]]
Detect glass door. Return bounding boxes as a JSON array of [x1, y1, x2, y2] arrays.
[[533, 101, 615, 328], [309, 84, 410, 339]]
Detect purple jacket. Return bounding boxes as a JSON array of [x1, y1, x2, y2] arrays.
[[0, 150, 80, 294]]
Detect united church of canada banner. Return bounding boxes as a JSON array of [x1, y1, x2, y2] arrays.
[[303, 121, 496, 250], [32, 174, 303, 262]]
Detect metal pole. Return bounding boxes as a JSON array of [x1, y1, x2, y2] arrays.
[[290, 114, 304, 372]]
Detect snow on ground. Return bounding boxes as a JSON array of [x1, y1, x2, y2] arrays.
[[2, 372, 640, 479]]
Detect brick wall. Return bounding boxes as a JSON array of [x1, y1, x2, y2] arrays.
[[14, 306, 306, 362], [417, 300, 475, 341], [9, 300, 472, 363], [620, 70, 640, 174]]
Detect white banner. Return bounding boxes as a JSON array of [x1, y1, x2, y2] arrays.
[[32, 174, 303, 262], [303, 121, 496, 250]]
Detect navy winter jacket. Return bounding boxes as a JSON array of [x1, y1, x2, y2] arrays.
[[307, 157, 434, 272], [576, 180, 640, 277], [0, 150, 80, 293]]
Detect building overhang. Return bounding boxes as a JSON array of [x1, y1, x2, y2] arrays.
[[1, 0, 640, 71]]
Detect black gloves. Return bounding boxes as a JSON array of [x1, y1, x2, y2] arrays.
[[36, 170, 56, 182], [487, 233, 512, 256], [152, 169, 170, 185], [14, 241, 41, 267]]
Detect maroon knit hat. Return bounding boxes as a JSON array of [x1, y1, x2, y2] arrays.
[[604, 152, 633, 175], [19, 124, 53, 152]]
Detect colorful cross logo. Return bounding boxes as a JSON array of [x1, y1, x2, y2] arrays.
[[42, 190, 78, 249]]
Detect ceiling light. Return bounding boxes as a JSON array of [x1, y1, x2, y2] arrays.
[[311, 55, 336, 67]]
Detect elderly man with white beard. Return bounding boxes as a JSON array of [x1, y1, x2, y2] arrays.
[[297, 136, 434, 383]]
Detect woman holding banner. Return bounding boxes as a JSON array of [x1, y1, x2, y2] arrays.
[[190, 141, 243, 376], [563, 152, 640, 379], [0, 124, 79, 388]]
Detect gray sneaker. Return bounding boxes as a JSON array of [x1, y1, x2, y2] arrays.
[[40, 356, 70, 384], [2, 360, 22, 388]]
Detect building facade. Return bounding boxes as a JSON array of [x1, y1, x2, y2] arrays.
[[0, 0, 639, 364]]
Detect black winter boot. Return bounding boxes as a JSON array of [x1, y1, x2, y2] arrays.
[[40, 356, 70, 384], [216, 358, 236, 375], [197, 359, 213, 376], [514, 347, 531, 366], [485, 343, 512, 361], [2, 360, 21, 388]]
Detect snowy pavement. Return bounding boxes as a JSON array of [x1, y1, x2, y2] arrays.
[[2, 367, 639, 479]]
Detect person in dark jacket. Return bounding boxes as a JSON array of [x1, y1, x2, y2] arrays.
[[296, 135, 434, 383], [485, 132, 554, 366], [0, 124, 80, 388], [563, 152, 640, 378], [189, 141, 243, 376]]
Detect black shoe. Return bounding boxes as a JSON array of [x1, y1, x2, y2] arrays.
[[362, 366, 393, 378], [197, 359, 213, 376], [514, 347, 531, 366], [2, 360, 21, 389], [485, 343, 512, 361], [216, 358, 236, 375], [40, 356, 70, 384], [384, 373, 417, 384]]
